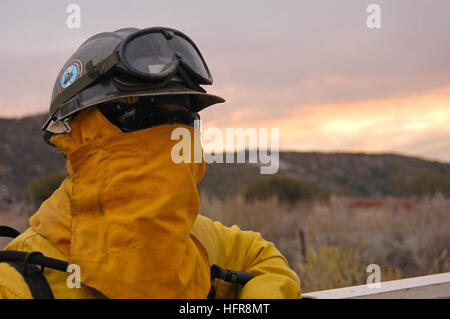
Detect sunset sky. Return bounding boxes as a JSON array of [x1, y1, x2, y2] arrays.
[[1, 0, 449, 163]]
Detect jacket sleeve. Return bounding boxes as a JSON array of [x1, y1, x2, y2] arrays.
[[193, 215, 301, 299]]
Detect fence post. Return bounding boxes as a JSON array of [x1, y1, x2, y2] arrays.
[[299, 229, 307, 260]]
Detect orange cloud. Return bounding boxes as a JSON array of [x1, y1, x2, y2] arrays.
[[202, 85, 450, 163]]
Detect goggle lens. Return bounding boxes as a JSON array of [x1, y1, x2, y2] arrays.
[[124, 32, 211, 82]]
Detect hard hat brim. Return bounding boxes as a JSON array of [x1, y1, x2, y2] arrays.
[[43, 80, 225, 131]]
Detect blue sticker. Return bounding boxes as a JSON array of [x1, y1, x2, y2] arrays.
[[58, 59, 83, 92]]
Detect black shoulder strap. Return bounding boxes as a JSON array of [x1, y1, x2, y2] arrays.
[[0, 226, 68, 299], [0, 226, 21, 238], [0, 250, 69, 299], [3, 261, 54, 299]]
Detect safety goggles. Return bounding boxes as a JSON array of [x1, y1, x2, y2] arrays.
[[116, 27, 212, 84], [49, 27, 212, 120]]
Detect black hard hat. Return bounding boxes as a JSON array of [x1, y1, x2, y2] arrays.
[[43, 27, 225, 135]]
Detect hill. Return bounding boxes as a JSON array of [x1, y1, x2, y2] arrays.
[[0, 114, 65, 206], [1, 114, 450, 206], [198, 152, 450, 199]]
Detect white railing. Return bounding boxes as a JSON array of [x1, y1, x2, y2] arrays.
[[302, 272, 450, 299]]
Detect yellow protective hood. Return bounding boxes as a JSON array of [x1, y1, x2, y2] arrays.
[[30, 107, 211, 298]]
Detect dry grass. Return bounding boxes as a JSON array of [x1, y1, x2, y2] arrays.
[[200, 192, 450, 292]]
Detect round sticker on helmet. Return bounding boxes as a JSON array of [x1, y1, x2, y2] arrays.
[[58, 59, 83, 92]]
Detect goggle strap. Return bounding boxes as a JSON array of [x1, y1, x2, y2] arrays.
[[111, 75, 174, 92], [49, 52, 120, 118], [162, 29, 175, 40], [177, 67, 206, 93]]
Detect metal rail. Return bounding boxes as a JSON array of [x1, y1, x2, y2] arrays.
[[302, 272, 450, 299]]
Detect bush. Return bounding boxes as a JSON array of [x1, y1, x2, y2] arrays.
[[22, 172, 67, 209], [391, 170, 450, 196], [296, 246, 402, 292], [242, 174, 327, 204]]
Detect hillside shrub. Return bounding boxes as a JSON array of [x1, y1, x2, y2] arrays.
[[22, 172, 67, 209], [242, 174, 327, 204], [391, 170, 450, 196]]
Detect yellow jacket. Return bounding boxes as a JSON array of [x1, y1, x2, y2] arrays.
[[0, 214, 301, 298], [0, 108, 301, 299]]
